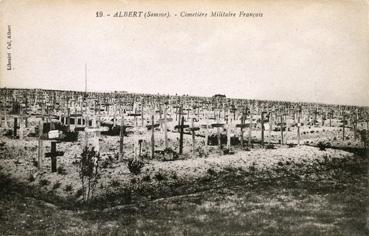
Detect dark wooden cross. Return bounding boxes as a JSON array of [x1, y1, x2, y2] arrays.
[[13, 117, 18, 139], [146, 115, 160, 158], [297, 106, 302, 145], [313, 108, 319, 126], [189, 118, 200, 154], [119, 112, 125, 160], [342, 113, 347, 141], [45, 141, 64, 172], [212, 122, 225, 150], [230, 104, 237, 120], [175, 116, 189, 155], [329, 109, 334, 127], [260, 111, 268, 147], [128, 112, 141, 127], [236, 111, 248, 149]]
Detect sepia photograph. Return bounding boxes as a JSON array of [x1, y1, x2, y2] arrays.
[[0, 0, 369, 235]]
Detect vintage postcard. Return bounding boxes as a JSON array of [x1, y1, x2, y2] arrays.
[[0, 0, 368, 235]]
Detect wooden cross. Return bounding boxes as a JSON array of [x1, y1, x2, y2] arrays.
[[212, 122, 225, 151], [13, 117, 18, 139], [260, 111, 268, 146], [236, 110, 248, 149], [329, 109, 334, 127], [175, 116, 189, 155], [45, 141, 64, 172], [342, 113, 347, 141], [189, 118, 200, 155], [248, 105, 253, 147], [119, 112, 125, 160], [146, 114, 159, 158]]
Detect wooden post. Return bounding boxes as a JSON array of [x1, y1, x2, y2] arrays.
[[141, 104, 144, 126], [297, 108, 301, 146], [205, 118, 209, 154], [119, 113, 124, 160], [240, 111, 245, 148], [13, 117, 18, 139], [138, 139, 143, 158], [269, 110, 273, 145], [50, 141, 57, 172], [38, 120, 43, 170], [342, 114, 346, 141], [179, 116, 185, 155], [151, 114, 155, 159], [280, 114, 284, 145], [261, 111, 265, 147], [192, 118, 195, 155], [227, 110, 231, 149], [163, 105, 168, 149], [248, 106, 252, 147]]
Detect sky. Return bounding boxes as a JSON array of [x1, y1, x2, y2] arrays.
[[0, 0, 368, 106]]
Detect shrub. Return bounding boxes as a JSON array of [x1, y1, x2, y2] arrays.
[[142, 175, 151, 182], [79, 147, 101, 201], [32, 158, 38, 168], [128, 159, 144, 175], [28, 174, 35, 182], [266, 144, 275, 149], [163, 148, 179, 161], [207, 168, 216, 176], [57, 165, 67, 175], [52, 181, 61, 190], [287, 143, 296, 148], [317, 141, 331, 151], [39, 179, 50, 186], [75, 188, 83, 198], [65, 184, 73, 192], [110, 179, 120, 187], [154, 172, 166, 181]]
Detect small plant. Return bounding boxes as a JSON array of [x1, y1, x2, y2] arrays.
[[154, 172, 166, 181], [52, 181, 61, 190], [75, 188, 83, 198], [142, 175, 151, 182], [207, 168, 216, 176], [128, 159, 144, 175], [266, 144, 275, 149], [163, 148, 179, 161], [65, 184, 73, 192], [172, 172, 178, 180], [57, 165, 67, 175], [223, 148, 235, 155], [32, 158, 38, 168], [39, 179, 50, 186], [287, 143, 296, 148], [110, 179, 120, 187], [317, 141, 331, 151], [28, 174, 35, 182]]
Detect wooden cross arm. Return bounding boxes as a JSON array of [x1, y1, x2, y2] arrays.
[[212, 123, 225, 128], [146, 123, 160, 129], [45, 151, 64, 157], [174, 124, 189, 129], [127, 113, 141, 117], [235, 124, 248, 128], [189, 127, 200, 131]]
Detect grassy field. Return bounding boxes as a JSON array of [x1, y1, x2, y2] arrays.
[[1, 154, 368, 236]]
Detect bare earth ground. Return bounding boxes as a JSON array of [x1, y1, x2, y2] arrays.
[[0, 154, 368, 235], [0, 126, 368, 235]]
